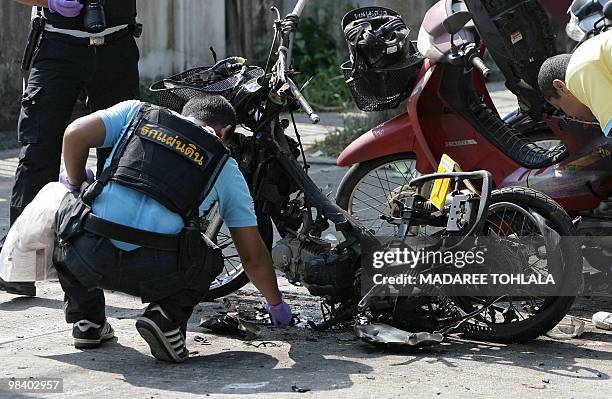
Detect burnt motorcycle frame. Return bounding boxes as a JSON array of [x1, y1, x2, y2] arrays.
[[201, 2, 494, 327], [218, 1, 379, 307]]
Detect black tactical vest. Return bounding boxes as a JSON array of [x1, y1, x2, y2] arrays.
[[43, 0, 137, 31], [99, 103, 230, 221]]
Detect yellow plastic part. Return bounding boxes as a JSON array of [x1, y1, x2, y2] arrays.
[[429, 154, 459, 210]]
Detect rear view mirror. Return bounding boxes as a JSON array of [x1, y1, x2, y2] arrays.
[[443, 11, 473, 35], [604, 1, 612, 20]]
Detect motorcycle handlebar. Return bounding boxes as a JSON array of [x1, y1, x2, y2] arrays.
[[271, 0, 319, 124], [469, 54, 491, 79], [290, 0, 308, 17], [287, 77, 320, 124]]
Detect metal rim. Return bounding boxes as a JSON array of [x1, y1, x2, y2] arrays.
[[347, 157, 419, 235], [209, 226, 245, 291], [202, 204, 246, 292], [463, 201, 557, 326]]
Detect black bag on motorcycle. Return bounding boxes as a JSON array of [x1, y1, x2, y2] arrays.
[[341, 6, 424, 112]]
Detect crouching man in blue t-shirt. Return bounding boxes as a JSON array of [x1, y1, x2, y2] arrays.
[[53, 95, 292, 363]]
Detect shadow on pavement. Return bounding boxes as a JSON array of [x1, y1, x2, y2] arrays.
[[382, 336, 612, 381], [41, 326, 612, 395], [0, 296, 142, 320], [43, 339, 371, 395]]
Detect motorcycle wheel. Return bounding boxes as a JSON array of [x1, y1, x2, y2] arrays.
[[454, 187, 581, 343], [201, 203, 273, 300], [336, 153, 419, 235]]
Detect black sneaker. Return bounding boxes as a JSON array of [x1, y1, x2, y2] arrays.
[[73, 319, 115, 349], [0, 278, 36, 297], [136, 304, 189, 363]]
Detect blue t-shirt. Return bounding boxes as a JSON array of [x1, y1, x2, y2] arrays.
[[91, 100, 257, 251]]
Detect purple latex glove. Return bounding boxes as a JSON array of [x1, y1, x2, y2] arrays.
[[48, 0, 84, 18], [266, 293, 292, 326], [59, 168, 95, 192]]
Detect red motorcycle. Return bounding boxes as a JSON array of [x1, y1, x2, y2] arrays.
[[336, 0, 612, 263], [335, 0, 612, 279]]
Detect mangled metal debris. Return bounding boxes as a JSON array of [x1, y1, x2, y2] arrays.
[[354, 323, 444, 348], [546, 316, 585, 339], [291, 385, 311, 393], [193, 335, 212, 345], [200, 314, 262, 340]]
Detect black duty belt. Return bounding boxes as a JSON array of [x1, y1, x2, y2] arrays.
[[83, 213, 180, 251], [44, 26, 133, 47]]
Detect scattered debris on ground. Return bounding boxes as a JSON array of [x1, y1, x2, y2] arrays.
[[244, 341, 280, 348], [546, 316, 585, 339], [291, 385, 311, 393], [354, 323, 444, 348], [194, 335, 211, 345], [200, 314, 261, 340]]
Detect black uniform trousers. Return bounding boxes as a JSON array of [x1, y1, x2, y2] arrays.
[[54, 232, 202, 329], [10, 30, 140, 225]]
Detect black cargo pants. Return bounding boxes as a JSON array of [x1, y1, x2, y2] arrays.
[[10, 31, 140, 224], [54, 232, 204, 330]]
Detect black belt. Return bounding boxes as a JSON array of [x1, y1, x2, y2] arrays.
[[83, 213, 180, 251], [44, 26, 133, 47]]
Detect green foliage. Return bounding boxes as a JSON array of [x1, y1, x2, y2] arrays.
[[299, 68, 352, 110], [312, 113, 375, 156], [292, 15, 352, 109]]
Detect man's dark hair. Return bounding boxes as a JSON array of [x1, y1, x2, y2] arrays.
[[181, 95, 237, 132], [538, 54, 572, 100]]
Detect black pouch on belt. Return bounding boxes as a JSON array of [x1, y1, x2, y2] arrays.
[[53, 191, 89, 264], [55, 192, 91, 243], [141, 223, 223, 302], [21, 9, 45, 71], [179, 222, 224, 296]]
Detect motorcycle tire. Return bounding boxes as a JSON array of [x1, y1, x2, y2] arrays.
[[454, 187, 581, 343], [201, 206, 273, 300]]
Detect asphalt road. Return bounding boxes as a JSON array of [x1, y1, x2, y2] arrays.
[[1, 89, 611, 398]]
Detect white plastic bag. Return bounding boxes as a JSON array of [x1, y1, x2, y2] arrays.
[[0, 182, 70, 282]]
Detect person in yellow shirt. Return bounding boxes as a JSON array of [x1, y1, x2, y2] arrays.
[[538, 29, 612, 331], [538, 29, 612, 137]]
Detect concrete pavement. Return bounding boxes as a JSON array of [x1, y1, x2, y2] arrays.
[[1, 86, 611, 398], [1, 163, 611, 399]]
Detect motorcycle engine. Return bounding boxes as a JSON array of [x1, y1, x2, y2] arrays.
[[271, 236, 354, 299]]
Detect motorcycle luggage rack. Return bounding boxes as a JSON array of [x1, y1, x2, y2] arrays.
[[150, 64, 265, 113], [409, 170, 493, 247]]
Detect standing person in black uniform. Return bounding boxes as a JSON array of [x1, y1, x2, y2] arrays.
[[1, 0, 141, 297]]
